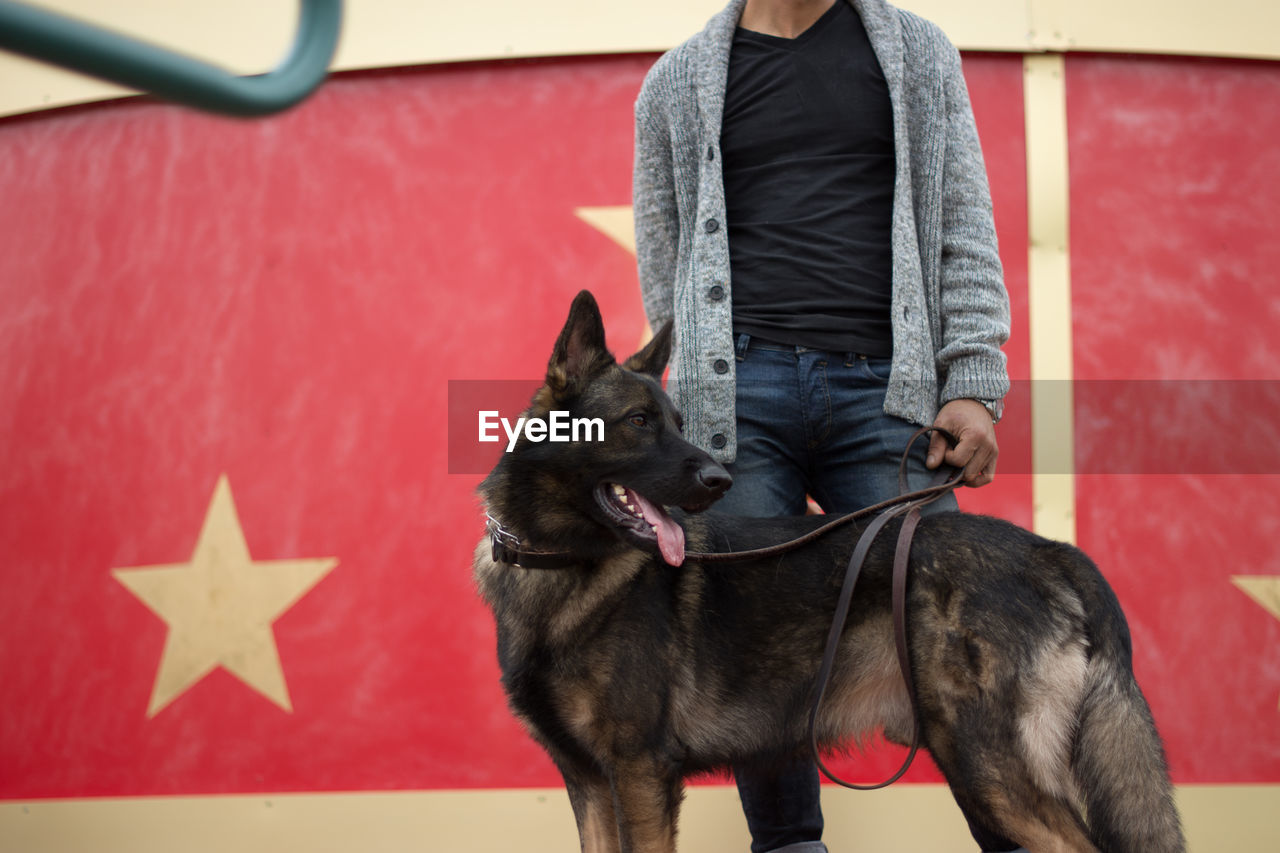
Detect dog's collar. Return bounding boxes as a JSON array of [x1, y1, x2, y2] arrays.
[[486, 515, 581, 570]]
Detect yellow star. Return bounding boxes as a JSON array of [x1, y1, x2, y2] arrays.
[[1231, 574, 1280, 710], [576, 205, 655, 349], [575, 206, 635, 253], [112, 475, 337, 717]]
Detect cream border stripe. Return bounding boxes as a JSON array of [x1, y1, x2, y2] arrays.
[[3, 1, 1279, 118], [1, 784, 1274, 852], [1023, 54, 1077, 545]]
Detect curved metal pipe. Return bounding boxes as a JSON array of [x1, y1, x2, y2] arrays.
[[0, 0, 342, 117]]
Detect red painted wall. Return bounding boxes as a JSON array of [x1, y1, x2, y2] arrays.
[[0, 50, 1275, 798], [1067, 54, 1280, 783]]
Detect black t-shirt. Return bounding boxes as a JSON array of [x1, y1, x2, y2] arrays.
[[721, 0, 895, 355]]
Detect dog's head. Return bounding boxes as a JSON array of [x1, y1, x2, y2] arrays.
[[479, 290, 731, 566]]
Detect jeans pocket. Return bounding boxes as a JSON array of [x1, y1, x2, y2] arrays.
[[861, 356, 893, 383]]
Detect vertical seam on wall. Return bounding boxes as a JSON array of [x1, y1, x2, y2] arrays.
[[1023, 53, 1077, 545]]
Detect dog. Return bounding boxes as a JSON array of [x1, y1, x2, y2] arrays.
[[473, 290, 1185, 852]]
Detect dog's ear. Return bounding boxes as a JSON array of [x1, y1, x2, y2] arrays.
[[622, 319, 673, 380], [546, 290, 615, 397]]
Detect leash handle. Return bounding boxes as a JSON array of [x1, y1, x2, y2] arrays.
[[899, 424, 959, 495]]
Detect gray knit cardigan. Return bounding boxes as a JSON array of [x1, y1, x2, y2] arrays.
[[633, 0, 1010, 462]]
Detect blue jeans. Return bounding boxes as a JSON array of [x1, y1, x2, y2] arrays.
[[720, 334, 956, 853], [716, 333, 956, 519]]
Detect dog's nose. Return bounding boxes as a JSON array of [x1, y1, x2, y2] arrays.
[[697, 464, 732, 496]]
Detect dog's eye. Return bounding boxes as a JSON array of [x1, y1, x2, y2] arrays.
[[628, 413, 648, 428]]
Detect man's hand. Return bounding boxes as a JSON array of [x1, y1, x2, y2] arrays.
[[926, 399, 999, 487]]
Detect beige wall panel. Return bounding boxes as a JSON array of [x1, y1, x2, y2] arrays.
[[1, 784, 1275, 851], [898, 0, 1031, 50], [1050, 0, 1280, 59], [2, 0, 1276, 118]]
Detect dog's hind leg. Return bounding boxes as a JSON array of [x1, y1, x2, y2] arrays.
[[968, 789, 1097, 853], [1071, 663, 1186, 852], [921, 691, 1097, 850], [606, 756, 684, 853], [936, 759, 1097, 853], [1064, 569, 1185, 851], [951, 800, 1023, 853], [562, 764, 621, 853]]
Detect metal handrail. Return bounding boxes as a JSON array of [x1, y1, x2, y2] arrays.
[[0, 0, 342, 117]]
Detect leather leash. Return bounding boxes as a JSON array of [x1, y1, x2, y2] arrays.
[[807, 435, 961, 790], [488, 426, 965, 790], [489, 429, 963, 568], [688, 425, 960, 789]]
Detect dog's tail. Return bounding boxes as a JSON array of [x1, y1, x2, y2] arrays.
[[1073, 581, 1186, 852]]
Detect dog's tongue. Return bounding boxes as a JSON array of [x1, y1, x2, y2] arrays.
[[629, 490, 685, 566]]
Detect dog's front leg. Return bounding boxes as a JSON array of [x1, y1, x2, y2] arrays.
[[608, 758, 683, 853], [561, 764, 621, 853]]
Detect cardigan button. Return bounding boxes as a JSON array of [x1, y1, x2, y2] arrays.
[[710, 433, 728, 449], [704, 218, 719, 234], [708, 284, 725, 301]]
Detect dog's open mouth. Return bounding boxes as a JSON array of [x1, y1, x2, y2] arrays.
[[595, 483, 686, 566]]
